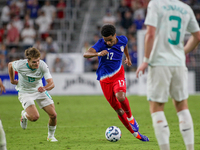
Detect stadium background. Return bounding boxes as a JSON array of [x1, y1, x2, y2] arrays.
[[0, 0, 200, 95]]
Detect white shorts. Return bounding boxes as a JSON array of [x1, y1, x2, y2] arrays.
[[147, 66, 188, 103], [18, 91, 54, 110]]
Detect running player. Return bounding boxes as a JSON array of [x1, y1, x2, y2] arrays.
[[84, 24, 149, 142], [8, 47, 58, 142]]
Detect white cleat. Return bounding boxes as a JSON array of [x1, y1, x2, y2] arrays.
[[20, 110, 28, 129], [47, 137, 58, 142]]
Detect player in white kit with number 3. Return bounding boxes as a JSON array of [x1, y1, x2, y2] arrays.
[[136, 0, 200, 150], [8, 47, 58, 142]]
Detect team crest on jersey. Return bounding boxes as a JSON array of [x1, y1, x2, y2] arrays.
[[120, 46, 124, 52], [107, 48, 111, 50]]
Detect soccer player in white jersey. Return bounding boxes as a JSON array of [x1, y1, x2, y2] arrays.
[[136, 0, 200, 150], [0, 79, 7, 150], [8, 47, 58, 142]]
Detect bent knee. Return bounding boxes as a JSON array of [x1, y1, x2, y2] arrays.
[[117, 95, 126, 102], [50, 112, 57, 120], [30, 115, 40, 122]]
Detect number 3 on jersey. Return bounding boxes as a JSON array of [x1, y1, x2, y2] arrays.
[[168, 16, 181, 45]]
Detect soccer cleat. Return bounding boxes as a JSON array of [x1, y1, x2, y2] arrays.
[[129, 118, 139, 132], [47, 136, 58, 142], [20, 110, 28, 129], [136, 132, 149, 142]]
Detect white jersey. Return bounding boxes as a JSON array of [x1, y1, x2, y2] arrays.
[[12, 59, 52, 93], [145, 0, 200, 66]]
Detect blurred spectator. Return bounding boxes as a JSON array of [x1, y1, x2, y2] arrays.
[[117, 0, 130, 21], [120, 10, 133, 32], [1, 3, 10, 25], [6, 22, 20, 47], [43, 36, 59, 53], [196, 12, 200, 25], [52, 57, 65, 72], [95, 25, 102, 38], [129, 44, 137, 71], [127, 33, 136, 49], [16, 0, 26, 19], [132, 2, 145, 20], [11, 16, 24, 32], [0, 24, 7, 44], [24, 14, 34, 28], [90, 57, 99, 72], [127, 24, 137, 37], [90, 34, 100, 45], [41, 0, 56, 22], [27, 0, 40, 19], [9, 1, 20, 19], [35, 10, 52, 40], [56, 0, 66, 19], [21, 22, 36, 50], [133, 14, 145, 30], [33, 39, 46, 61], [102, 9, 116, 25], [0, 44, 8, 73]]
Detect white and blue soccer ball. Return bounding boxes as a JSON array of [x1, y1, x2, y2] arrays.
[[105, 126, 121, 142]]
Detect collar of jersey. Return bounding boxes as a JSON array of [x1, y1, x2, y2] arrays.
[[26, 63, 36, 71]]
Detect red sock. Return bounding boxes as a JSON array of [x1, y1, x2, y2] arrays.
[[120, 97, 132, 118], [118, 113, 134, 134]]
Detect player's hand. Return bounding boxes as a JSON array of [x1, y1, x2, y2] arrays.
[[11, 79, 18, 85], [0, 84, 6, 95], [124, 58, 132, 67], [136, 62, 148, 78], [38, 87, 46, 93], [98, 50, 109, 56]]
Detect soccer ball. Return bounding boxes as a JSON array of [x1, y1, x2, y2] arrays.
[[105, 126, 121, 142]]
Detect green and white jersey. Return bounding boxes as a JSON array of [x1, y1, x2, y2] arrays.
[[12, 59, 52, 93], [145, 0, 200, 66]]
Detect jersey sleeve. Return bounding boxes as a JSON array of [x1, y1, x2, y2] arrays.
[[41, 61, 52, 80], [92, 39, 103, 52], [12, 60, 22, 72], [187, 8, 200, 33], [144, 0, 159, 27]]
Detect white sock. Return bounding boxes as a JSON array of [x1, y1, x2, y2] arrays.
[[0, 120, 7, 150], [177, 109, 194, 150], [151, 111, 170, 150], [23, 111, 27, 119], [127, 116, 133, 121], [48, 125, 56, 138]]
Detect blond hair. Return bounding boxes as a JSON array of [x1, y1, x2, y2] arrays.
[[25, 47, 41, 60]]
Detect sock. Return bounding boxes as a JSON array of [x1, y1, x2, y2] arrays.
[[23, 111, 28, 119], [120, 97, 132, 118], [177, 109, 194, 150], [48, 125, 56, 138], [118, 113, 134, 134], [152, 111, 170, 150], [0, 120, 7, 150]]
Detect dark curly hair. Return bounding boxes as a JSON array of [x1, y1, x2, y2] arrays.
[[101, 24, 116, 37], [25, 47, 41, 60]]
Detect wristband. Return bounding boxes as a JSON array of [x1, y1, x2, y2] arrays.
[[143, 57, 149, 63], [98, 52, 101, 56]]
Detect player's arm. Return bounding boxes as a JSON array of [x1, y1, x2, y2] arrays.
[[38, 78, 55, 93], [136, 25, 156, 78], [124, 45, 132, 67], [8, 62, 18, 85], [184, 31, 200, 54], [83, 47, 108, 58], [0, 79, 6, 95]]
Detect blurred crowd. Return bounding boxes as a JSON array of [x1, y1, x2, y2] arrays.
[[0, 0, 80, 73], [84, 0, 200, 73]]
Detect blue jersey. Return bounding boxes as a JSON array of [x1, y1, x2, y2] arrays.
[[92, 35, 128, 81]]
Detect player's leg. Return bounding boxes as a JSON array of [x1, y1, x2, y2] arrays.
[[173, 100, 194, 150], [36, 91, 57, 142], [43, 104, 57, 142], [147, 66, 170, 150], [170, 66, 193, 150], [0, 120, 6, 150], [114, 80, 139, 132], [19, 93, 40, 129]]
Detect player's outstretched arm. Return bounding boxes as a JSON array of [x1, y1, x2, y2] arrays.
[[83, 48, 108, 58], [38, 78, 55, 93], [8, 62, 18, 85], [0, 79, 6, 95]]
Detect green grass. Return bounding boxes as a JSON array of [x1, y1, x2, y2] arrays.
[[1, 95, 200, 150]]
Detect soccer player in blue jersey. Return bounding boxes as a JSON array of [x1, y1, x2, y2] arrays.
[[0, 78, 7, 150], [84, 24, 149, 141]]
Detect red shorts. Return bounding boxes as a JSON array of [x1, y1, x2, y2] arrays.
[[100, 78, 126, 110]]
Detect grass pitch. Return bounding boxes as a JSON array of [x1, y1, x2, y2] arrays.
[[1, 95, 200, 150]]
